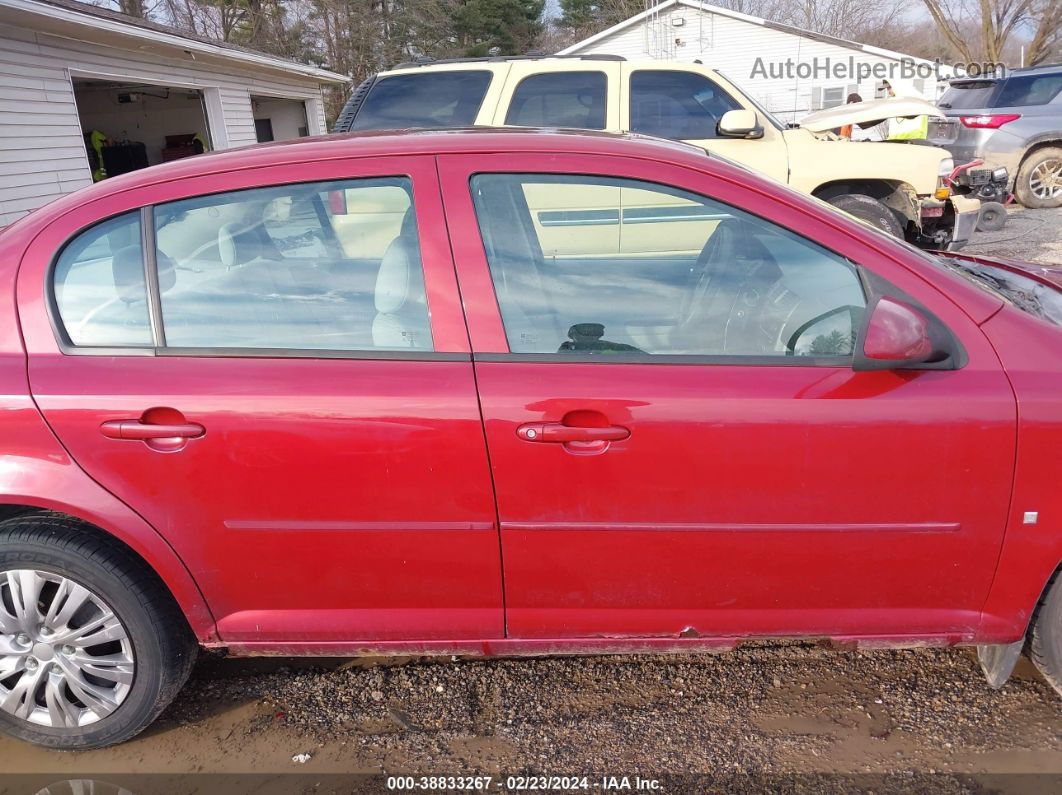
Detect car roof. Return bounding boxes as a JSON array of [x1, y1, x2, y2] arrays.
[[1011, 63, 1062, 75], [0, 128, 725, 239], [376, 56, 723, 79]]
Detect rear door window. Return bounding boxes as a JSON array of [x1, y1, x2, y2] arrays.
[[630, 70, 742, 140], [153, 177, 432, 351], [995, 74, 1062, 107], [505, 72, 608, 129], [351, 71, 492, 130]]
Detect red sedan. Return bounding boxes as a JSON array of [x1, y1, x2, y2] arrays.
[[0, 129, 1059, 749]]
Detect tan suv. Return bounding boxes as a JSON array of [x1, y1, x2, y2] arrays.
[[334, 55, 979, 250]]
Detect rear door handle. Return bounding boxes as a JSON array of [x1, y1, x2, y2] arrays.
[[516, 422, 630, 443], [100, 420, 205, 440]]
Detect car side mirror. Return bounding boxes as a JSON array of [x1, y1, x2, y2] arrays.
[[717, 110, 763, 139], [853, 296, 939, 370]]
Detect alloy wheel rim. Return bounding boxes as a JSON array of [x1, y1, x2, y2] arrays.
[[1029, 159, 1062, 200], [0, 570, 134, 728]]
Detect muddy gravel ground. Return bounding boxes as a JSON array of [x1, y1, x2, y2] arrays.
[[0, 644, 1059, 793], [965, 205, 1062, 264], [2, 207, 1061, 794]]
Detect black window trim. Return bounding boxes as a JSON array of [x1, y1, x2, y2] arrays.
[[46, 177, 462, 362], [504, 70, 610, 129], [140, 205, 166, 348]]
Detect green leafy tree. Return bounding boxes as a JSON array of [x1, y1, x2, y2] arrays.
[[558, 0, 644, 38], [452, 0, 545, 55]]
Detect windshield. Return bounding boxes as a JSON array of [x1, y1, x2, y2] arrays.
[[938, 81, 998, 109], [930, 255, 1062, 325]]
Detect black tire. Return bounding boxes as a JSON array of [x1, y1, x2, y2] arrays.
[[1031, 569, 1062, 698], [976, 201, 1007, 232], [827, 193, 905, 238], [1014, 146, 1062, 209], [0, 514, 196, 749]]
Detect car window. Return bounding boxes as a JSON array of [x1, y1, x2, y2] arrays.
[[995, 74, 1062, 107], [471, 173, 866, 358], [351, 71, 492, 130], [630, 70, 742, 140], [52, 211, 152, 347], [153, 177, 432, 351], [938, 81, 998, 109], [505, 72, 608, 129]]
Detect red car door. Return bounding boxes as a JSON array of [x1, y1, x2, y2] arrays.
[[438, 152, 1016, 641], [18, 155, 503, 644]]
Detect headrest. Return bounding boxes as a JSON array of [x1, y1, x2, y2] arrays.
[[112, 246, 146, 303], [699, 217, 781, 280], [218, 222, 240, 268], [112, 246, 177, 302], [399, 206, 417, 238], [375, 235, 421, 314], [157, 251, 176, 293]]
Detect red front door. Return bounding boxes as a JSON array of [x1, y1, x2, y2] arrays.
[[438, 152, 1016, 641], [19, 155, 502, 643]]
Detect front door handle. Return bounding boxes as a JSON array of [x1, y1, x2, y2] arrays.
[[100, 420, 205, 440], [516, 422, 630, 443]]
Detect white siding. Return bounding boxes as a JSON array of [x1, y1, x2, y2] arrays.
[[0, 20, 333, 226], [569, 5, 944, 126]]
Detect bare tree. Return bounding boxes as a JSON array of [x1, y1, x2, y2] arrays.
[[920, 0, 1062, 65], [1025, 0, 1062, 64]]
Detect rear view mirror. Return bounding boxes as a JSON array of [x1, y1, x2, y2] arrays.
[[717, 110, 763, 140], [853, 296, 939, 370]]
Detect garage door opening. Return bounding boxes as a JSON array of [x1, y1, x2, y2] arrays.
[[73, 77, 212, 181], [251, 95, 310, 142]]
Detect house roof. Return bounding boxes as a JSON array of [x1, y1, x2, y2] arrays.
[[0, 0, 349, 83], [559, 0, 945, 68]]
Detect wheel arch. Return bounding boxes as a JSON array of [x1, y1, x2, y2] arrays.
[[811, 179, 919, 223], [1016, 138, 1062, 176], [1018, 137, 1062, 161], [0, 479, 218, 644]]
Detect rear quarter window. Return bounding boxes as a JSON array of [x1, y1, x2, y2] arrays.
[[505, 72, 608, 129], [995, 74, 1062, 107], [52, 211, 153, 347], [351, 70, 492, 130], [939, 81, 998, 110]]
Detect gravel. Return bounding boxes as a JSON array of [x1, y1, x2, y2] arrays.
[[965, 205, 1062, 264], [150, 641, 1061, 780]]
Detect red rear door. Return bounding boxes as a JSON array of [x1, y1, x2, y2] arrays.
[[438, 152, 1015, 641], [19, 155, 502, 644]]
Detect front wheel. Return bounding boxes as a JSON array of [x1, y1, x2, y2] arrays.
[[1031, 570, 1062, 698], [0, 515, 196, 749], [826, 193, 905, 238], [1015, 147, 1062, 208]]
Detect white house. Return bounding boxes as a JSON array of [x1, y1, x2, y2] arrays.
[[560, 0, 953, 125], [0, 0, 348, 227]]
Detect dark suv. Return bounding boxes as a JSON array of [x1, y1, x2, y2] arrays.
[[935, 64, 1062, 208]]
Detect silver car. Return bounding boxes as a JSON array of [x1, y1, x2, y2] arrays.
[[933, 65, 1062, 208]]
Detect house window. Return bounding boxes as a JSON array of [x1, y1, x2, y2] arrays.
[[821, 87, 846, 109]]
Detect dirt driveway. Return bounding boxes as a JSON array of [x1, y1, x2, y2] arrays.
[[1, 206, 1060, 794], [964, 205, 1062, 264], [1, 644, 1059, 793]]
